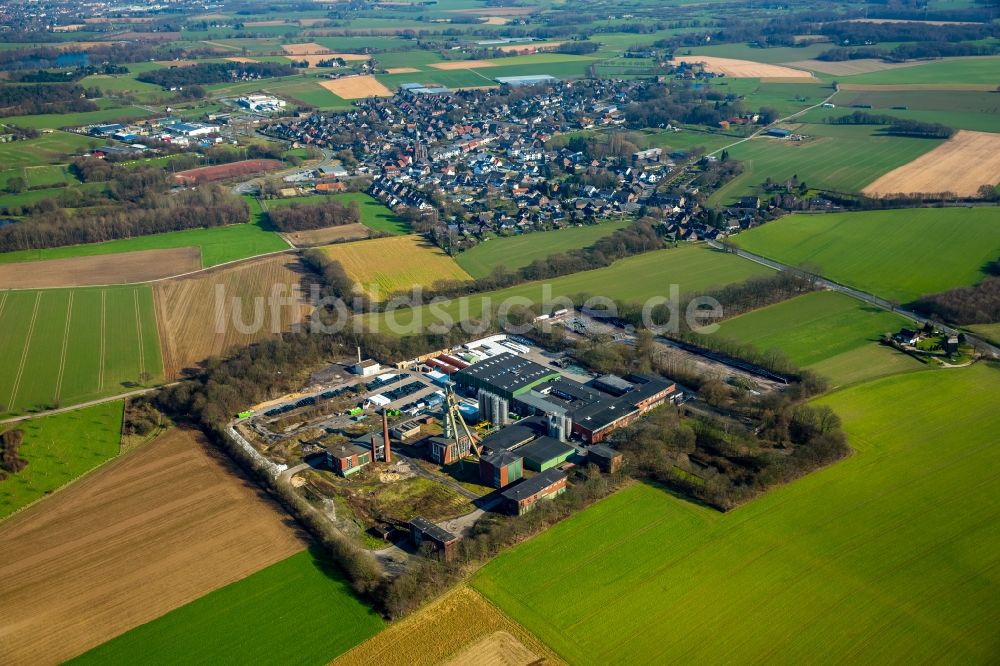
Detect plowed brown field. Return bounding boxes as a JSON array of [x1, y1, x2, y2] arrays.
[[862, 130, 1000, 197], [0, 427, 306, 665], [285, 222, 371, 246], [0, 247, 201, 289], [153, 254, 312, 377], [319, 75, 393, 98], [172, 159, 284, 185]]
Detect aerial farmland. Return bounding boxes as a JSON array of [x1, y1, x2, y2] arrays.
[[0, 0, 998, 663]]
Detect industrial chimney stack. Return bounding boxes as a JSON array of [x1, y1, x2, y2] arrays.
[[370, 434, 378, 464], [382, 409, 392, 463]]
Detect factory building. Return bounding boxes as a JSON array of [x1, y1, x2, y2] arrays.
[[500, 469, 568, 515], [479, 450, 524, 489], [478, 389, 510, 427], [453, 353, 560, 403], [326, 443, 371, 477], [496, 74, 560, 87], [587, 444, 624, 474], [518, 436, 575, 472]]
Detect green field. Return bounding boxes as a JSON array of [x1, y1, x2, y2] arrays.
[[0, 286, 162, 417], [0, 401, 123, 519], [684, 42, 832, 64], [475, 363, 1000, 664], [0, 131, 96, 168], [835, 56, 1000, 85], [454, 220, 631, 278], [72, 549, 385, 665], [0, 219, 288, 268], [705, 290, 922, 386], [0, 106, 153, 130], [338, 192, 409, 235], [370, 245, 771, 333], [709, 123, 942, 205], [818, 89, 1000, 134], [734, 207, 1000, 303], [709, 79, 833, 117]]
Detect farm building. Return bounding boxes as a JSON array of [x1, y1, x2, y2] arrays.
[[766, 128, 791, 138], [326, 443, 372, 477], [587, 444, 624, 474], [409, 517, 460, 561], [479, 450, 524, 489], [454, 353, 560, 403], [496, 75, 560, 87], [518, 436, 575, 472], [500, 469, 568, 516]]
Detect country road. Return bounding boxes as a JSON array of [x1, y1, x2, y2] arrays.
[[706, 85, 839, 158], [706, 240, 1000, 358], [0, 383, 181, 426]]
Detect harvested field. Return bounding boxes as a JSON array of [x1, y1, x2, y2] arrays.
[[385, 67, 420, 74], [295, 53, 370, 67], [785, 58, 925, 76], [449, 6, 536, 15], [847, 18, 982, 25], [0, 247, 201, 289], [0, 427, 306, 665], [155, 59, 197, 67], [431, 59, 499, 70], [172, 159, 283, 185], [319, 75, 392, 98], [284, 222, 371, 247], [244, 19, 287, 26], [153, 254, 312, 377], [322, 234, 471, 300], [483, 17, 510, 25], [225, 56, 259, 63], [298, 18, 330, 26], [334, 586, 563, 666], [282, 42, 332, 55], [496, 41, 564, 53], [862, 130, 1000, 197], [442, 632, 541, 666], [671, 56, 813, 78]]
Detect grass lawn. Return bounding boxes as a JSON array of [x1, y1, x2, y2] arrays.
[[0, 286, 163, 417], [336, 192, 409, 235], [966, 322, 1000, 346], [474, 363, 1000, 664], [0, 131, 96, 168], [703, 290, 923, 386], [734, 207, 1000, 303], [454, 220, 632, 279], [369, 245, 771, 333], [708, 124, 942, 205], [71, 549, 385, 665], [0, 401, 123, 520]]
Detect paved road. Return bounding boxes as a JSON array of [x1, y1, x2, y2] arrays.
[[707, 240, 1000, 358], [0, 384, 180, 426]]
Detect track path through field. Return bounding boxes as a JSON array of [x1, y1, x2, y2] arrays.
[[707, 240, 1000, 357], [133, 290, 145, 379], [53, 291, 74, 403], [8, 292, 42, 409], [98, 290, 106, 390]]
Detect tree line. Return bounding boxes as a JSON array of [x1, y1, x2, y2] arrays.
[[911, 260, 1000, 325], [0, 83, 98, 117], [824, 111, 955, 139], [0, 184, 248, 252], [267, 198, 362, 232], [137, 62, 297, 88]]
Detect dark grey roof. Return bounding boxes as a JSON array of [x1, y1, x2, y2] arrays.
[[409, 517, 458, 544], [327, 443, 371, 459], [454, 353, 558, 393], [480, 415, 547, 453], [481, 450, 523, 467], [572, 398, 639, 432], [518, 436, 574, 465], [500, 468, 567, 501], [587, 443, 620, 460]]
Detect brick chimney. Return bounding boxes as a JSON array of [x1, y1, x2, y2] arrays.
[[370, 434, 378, 464], [382, 409, 392, 463]]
